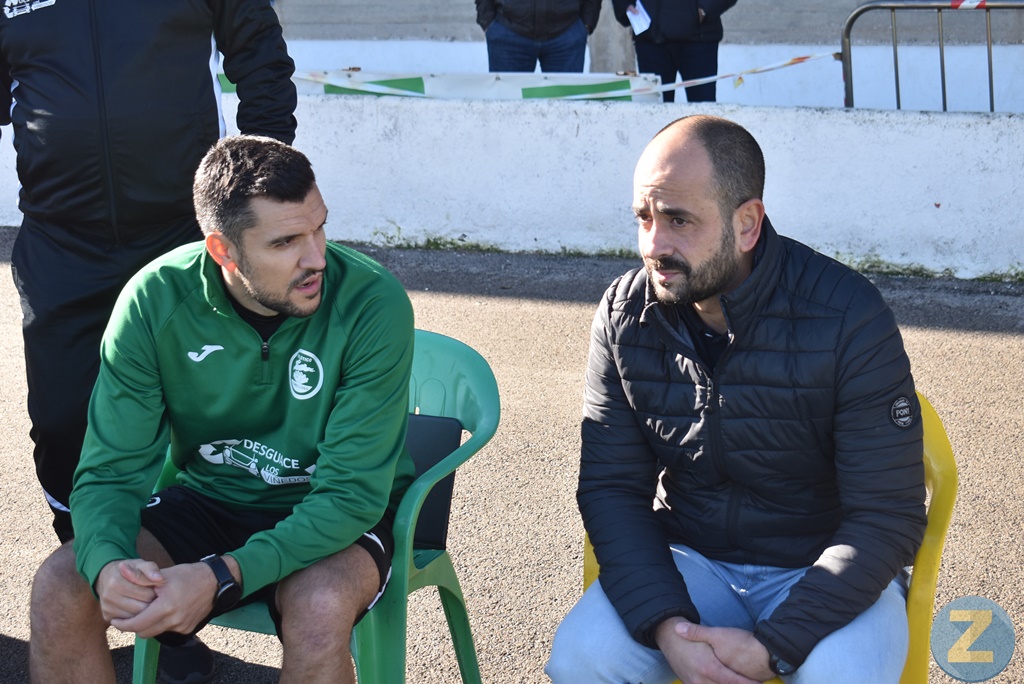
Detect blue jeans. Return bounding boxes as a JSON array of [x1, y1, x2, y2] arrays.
[[485, 19, 587, 73], [546, 544, 910, 683]]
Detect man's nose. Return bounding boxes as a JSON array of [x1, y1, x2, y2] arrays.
[[299, 237, 327, 271], [643, 218, 674, 258]]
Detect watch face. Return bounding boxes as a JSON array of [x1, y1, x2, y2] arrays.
[[203, 555, 242, 613], [770, 654, 797, 675], [215, 581, 242, 612]]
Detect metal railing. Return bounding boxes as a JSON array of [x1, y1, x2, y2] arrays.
[[841, 0, 1024, 111]]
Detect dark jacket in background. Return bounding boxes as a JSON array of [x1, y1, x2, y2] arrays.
[[477, 0, 602, 39], [0, 0, 296, 233], [612, 0, 736, 43], [578, 217, 926, 667], [0, 0, 297, 543]]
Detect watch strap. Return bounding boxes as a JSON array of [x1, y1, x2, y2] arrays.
[[201, 554, 235, 589]]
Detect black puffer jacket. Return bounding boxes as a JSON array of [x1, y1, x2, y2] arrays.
[[476, 0, 602, 39], [612, 0, 736, 44], [0, 0, 295, 235], [578, 218, 926, 666]]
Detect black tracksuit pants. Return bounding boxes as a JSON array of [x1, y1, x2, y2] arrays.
[[11, 215, 201, 542], [634, 39, 720, 103]]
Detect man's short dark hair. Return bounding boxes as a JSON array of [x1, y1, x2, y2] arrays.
[[193, 135, 317, 244], [657, 116, 766, 222]]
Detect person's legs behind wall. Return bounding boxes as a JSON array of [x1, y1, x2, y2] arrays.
[[633, 41, 679, 103], [485, 20, 542, 72], [537, 19, 588, 73], [670, 40, 719, 103]]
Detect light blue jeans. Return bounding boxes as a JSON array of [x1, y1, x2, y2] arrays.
[[546, 544, 909, 684]]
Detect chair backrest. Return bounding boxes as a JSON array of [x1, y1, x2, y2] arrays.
[[405, 413, 463, 550], [902, 392, 958, 683], [398, 329, 501, 553]]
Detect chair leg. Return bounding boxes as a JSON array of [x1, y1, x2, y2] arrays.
[[438, 585, 482, 684], [351, 589, 409, 683], [132, 637, 160, 684]]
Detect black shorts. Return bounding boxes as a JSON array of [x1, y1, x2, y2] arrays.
[[140, 485, 394, 643]]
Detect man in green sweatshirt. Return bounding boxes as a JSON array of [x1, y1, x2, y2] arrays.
[[28, 135, 416, 684]]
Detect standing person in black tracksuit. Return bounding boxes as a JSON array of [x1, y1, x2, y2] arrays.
[[613, 0, 737, 102], [0, 1, 296, 682]]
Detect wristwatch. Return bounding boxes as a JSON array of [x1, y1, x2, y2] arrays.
[[201, 554, 242, 613], [768, 651, 798, 676]]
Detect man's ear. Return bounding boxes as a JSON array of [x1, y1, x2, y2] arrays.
[[733, 198, 765, 254], [206, 232, 239, 273]]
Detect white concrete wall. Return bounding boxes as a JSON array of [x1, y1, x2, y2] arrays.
[[1, 96, 1021, 278], [278, 96, 1023, 278]]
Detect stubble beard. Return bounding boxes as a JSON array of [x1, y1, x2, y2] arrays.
[[236, 249, 323, 318], [645, 223, 740, 306]]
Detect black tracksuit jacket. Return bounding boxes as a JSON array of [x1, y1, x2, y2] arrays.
[[0, 0, 296, 235]]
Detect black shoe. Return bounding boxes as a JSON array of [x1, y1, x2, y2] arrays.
[[158, 636, 216, 684]]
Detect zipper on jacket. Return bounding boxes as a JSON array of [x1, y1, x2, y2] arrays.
[[706, 379, 742, 548], [88, 0, 120, 240], [261, 341, 271, 383]]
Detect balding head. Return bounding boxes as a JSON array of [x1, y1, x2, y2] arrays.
[[633, 116, 766, 323], [642, 116, 765, 223]]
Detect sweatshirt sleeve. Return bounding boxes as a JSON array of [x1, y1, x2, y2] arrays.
[[228, 276, 416, 596], [211, 0, 297, 143], [71, 285, 173, 592], [577, 279, 700, 648], [753, 281, 927, 667]]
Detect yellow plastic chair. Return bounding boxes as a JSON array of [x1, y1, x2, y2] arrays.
[[133, 329, 501, 683], [583, 391, 957, 684]]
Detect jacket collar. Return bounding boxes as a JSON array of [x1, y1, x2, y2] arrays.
[[720, 215, 783, 336], [199, 247, 236, 315]]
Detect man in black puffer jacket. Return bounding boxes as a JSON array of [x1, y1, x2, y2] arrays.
[[613, 0, 736, 102], [547, 115, 926, 684], [476, 0, 602, 72]]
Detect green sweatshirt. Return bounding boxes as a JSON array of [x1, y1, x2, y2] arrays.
[[71, 241, 416, 597]]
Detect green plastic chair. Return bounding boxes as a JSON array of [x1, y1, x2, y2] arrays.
[[583, 391, 957, 684], [132, 329, 501, 683]]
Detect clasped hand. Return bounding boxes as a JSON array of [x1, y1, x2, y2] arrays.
[[657, 617, 776, 684], [96, 559, 217, 638]]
